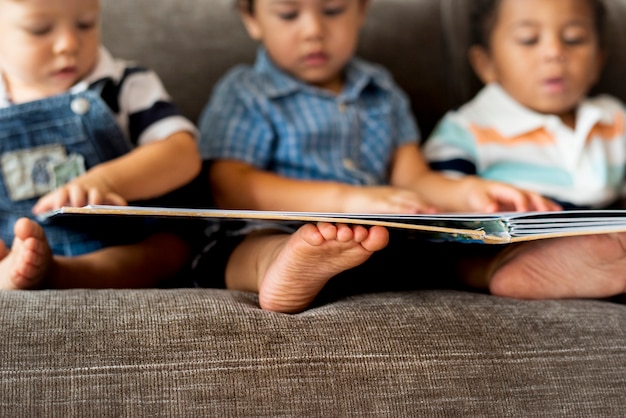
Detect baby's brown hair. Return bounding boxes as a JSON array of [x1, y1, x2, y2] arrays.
[[470, 0, 607, 49], [238, 0, 253, 14], [237, 0, 368, 15]]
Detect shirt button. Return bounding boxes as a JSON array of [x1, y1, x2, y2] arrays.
[[343, 158, 356, 170], [338, 102, 347, 112], [70, 98, 90, 115]]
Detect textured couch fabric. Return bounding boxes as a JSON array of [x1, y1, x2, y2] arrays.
[[2, 289, 625, 417], [1, 0, 625, 416]]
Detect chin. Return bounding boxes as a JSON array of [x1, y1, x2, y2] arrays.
[[530, 99, 579, 116]]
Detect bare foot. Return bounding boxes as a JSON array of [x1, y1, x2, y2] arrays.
[[489, 233, 626, 299], [258, 222, 389, 313], [0, 218, 53, 290]]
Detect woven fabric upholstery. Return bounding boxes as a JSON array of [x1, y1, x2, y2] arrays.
[[1, 0, 625, 415], [2, 289, 625, 417]]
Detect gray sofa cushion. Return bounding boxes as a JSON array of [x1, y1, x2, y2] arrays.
[[1, 289, 624, 416], [0, 0, 624, 416]]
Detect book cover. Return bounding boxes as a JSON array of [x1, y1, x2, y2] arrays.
[[38, 205, 626, 244]]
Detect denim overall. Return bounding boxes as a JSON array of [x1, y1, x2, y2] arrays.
[[0, 86, 138, 256]]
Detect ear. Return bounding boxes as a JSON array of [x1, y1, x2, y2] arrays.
[[468, 45, 497, 84], [239, 7, 263, 41]]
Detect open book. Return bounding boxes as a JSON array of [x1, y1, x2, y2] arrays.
[[38, 204, 626, 245]]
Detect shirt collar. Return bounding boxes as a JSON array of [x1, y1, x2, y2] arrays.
[[69, 46, 126, 93], [253, 46, 393, 100], [0, 46, 123, 108], [464, 83, 614, 137]]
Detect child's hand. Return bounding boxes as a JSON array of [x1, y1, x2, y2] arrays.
[[31, 177, 127, 215], [460, 177, 561, 213], [342, 186, 438, 214]]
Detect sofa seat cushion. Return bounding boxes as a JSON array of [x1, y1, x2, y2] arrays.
[[2, 288, 624, 416]]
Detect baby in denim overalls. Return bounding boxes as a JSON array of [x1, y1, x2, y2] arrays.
[[0, 0, 201, 289]]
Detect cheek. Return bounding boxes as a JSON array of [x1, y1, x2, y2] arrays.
[[263, 37, 298, 68], [1, 47, 38, 71], [84, 34, 101, 50], [584, 55, 603, 84], [490, 53, 528, 85], [331, 22, 360, 48]]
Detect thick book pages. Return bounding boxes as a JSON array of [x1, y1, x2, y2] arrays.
[[38, 205, 626, 244]]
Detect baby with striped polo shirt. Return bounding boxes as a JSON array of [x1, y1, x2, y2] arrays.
[[424, 0, 626, 300]]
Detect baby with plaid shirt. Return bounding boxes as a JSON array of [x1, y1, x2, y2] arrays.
[[194, 0, 556, 313]]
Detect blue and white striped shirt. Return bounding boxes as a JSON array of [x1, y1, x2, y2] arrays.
[[198, 47, 419, 186], [0, 46, 197, 147]]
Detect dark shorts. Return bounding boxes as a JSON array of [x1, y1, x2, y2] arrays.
[[189, 221, 497, 304], [190, 220, 300, 289]]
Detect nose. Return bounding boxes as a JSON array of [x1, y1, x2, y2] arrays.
[[301, 11, 325, 40], [543, 34, 567, 63], [53, 26, 80, 55]]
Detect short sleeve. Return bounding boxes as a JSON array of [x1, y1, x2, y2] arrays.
[[422, 113, 480, 176], [389, 83, 421, 147], [197, 68, 275, 168], [118, 68, 197, 146]]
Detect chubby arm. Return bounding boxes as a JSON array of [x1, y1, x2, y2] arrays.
[[391, 142, 561, 212], [32, 131, 201, 214], [211, 142, 559, 215], [210, 159, 436, 214]]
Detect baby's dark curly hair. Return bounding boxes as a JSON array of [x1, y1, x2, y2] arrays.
[[470, 0, 607, 49], [238, 0, 253, 14], [237, 0, 367, 15]]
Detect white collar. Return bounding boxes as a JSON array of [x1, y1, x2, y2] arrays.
[[462, 83, 617, 138]]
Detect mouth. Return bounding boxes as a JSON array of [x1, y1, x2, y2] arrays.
[[302, 52, 329, 67], [53, 66, 79, 79], [543, 77, 567, 94]]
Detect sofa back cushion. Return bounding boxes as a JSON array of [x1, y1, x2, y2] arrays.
[[102, 0, 626, 138]]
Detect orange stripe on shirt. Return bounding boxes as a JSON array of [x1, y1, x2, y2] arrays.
[[587, 111, 625, 142], [469, 125, 554, 146]]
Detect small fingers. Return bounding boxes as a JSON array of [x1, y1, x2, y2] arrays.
[[83, 187, 127, 207], [32, 188, 70, 214], [67, 183, 89, 207], [87, 187, 104, 206], [527, 193, 561, 212], [496, 187, 531, 212], [486, 183, 561, 213], [103, 193, 128, 206]]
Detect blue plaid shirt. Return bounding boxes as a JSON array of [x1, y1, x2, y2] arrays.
[[198, 48, 420, 186]]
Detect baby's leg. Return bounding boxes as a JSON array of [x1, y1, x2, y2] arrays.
[[488, 234, 626, 299], [225, 222, 389, 314], [0, 218, 53, 290], [48, 233, 191, 289]]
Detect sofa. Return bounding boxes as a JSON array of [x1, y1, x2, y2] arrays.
[[1, 0, 625, 416]]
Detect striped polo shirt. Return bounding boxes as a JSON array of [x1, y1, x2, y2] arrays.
[[423, 83, 626, 209], [198, 47, 419, 186], [0, 46, 197, 147]]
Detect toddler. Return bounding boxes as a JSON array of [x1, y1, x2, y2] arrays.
[[0, 0, 201, 289], [423, 0, 626, 299], [195, 0, 558, 313]]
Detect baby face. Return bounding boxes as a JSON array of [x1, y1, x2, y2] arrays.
[[0, 0, 101, 103], [473, 0, 604, 121], [241, 0, 368, 94]]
